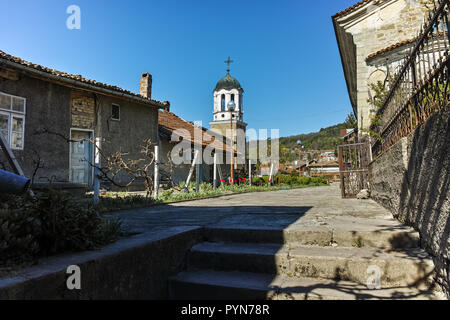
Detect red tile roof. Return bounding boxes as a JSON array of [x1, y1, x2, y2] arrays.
[[158, 110, 234, 153], [366, 31, 446, 61], [334, 0, 372, 18], [309, 160, 340, 168], [0, 50, 168, 109], [366, 37, 417, 61]]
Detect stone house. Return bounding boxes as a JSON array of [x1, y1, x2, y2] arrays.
[[332, 0, 434, 133], [340, 128, 357, 144], [0, 49, 169, 190], [308, 160, 340, 180], [158, 110, 233, 187], [334, 0, 450, 296]]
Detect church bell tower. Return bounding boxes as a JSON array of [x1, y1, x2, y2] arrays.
[[209, 57, 247, 154]]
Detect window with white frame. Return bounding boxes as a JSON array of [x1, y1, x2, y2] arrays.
[[0, 92, 26, 150]]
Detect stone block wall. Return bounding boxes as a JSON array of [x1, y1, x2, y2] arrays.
[[369, 105, 450, 297], [71, 92, 95, 129], [359, 1, 432, 130], [345, 0, 434, 130], [0, 227, 202, 299], [0, 70, 72, 183]]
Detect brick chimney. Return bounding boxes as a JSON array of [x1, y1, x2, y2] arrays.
[[162, 101, 170, 111], [140, 73, 152, 98]]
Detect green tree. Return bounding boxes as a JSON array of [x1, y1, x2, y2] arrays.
[[344, 113, 357, 129]]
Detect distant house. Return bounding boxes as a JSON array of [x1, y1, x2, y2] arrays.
[[158, 110, 233, 187], [308, 160, 340, 181], [259, 164, 271, 177], [285, 160, 309, 177], [0, 49, 169, 190], [317, 150, 337, 162], [340, 128, 357, 144], [278, 164, 296, 175]]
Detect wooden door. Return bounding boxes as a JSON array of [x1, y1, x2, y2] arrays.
[[70, 131, 93, 185]]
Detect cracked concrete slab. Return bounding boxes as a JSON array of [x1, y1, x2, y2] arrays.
[[108, 185, 414, 240]]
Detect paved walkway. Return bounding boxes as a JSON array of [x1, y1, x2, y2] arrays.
[[108, 184, 404, 236]]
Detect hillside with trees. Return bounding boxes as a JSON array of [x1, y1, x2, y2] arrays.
[[248, 113, 357, 164], [278, 113, 356, 163]]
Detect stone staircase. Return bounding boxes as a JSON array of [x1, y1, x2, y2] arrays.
[[169, 227, 445, 300]]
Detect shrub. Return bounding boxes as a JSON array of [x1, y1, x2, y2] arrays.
[[0, 207, 40, 265], [33, 189, 121, 254], [188, 181, 197, 191], [278, 174, 293, 185], [296, 176, 311, 185], [0, 188, 122, 265], [199, 182, 213, 192], [96, 193, 154, 212], [161, 188, 175, 199], [249, 174, 328, 186], [252, 176, 266, 185], [310, 176, 329, 185]]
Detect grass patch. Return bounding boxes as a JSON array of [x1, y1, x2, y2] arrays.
[[95, 176, 329, 212], [156, 183, 319, 203], [95, 193, 155, 213]]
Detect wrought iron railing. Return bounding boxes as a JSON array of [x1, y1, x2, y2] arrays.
[[371, 0, 450, 156], [338, 142, 371, 198]]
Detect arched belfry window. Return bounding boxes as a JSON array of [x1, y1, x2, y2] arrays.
[[221, 94, 225, 111], [231, 94, 235, 102]]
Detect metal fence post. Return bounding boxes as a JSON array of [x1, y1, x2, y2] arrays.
[[248, 159, 252, 185], [184, 150, 199, 192], [268, 162, 274, 186], [213, 153, 218, 189]]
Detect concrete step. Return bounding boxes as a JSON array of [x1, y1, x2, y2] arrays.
[[189, 242, 435, 289], [202, 226, 420, 249], [169, 270, 444, 300]]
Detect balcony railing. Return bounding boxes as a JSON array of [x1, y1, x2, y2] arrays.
[[371, 0, 450, 157]]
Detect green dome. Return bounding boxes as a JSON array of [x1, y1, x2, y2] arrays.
[[214, 72, 242, 92]]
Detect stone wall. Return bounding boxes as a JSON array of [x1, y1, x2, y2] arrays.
[[351, 0, 432, 130], [369, 105, 450, 297], [335, 0, 434, 131], [0, 69, 72, 182], [0, 66, 161, 190], [95, 94, 159, 189], [71, 91, 95, 129], [159, 139, 216, 187]]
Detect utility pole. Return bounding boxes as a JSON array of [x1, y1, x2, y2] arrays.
[[228, 100, 236, 186]]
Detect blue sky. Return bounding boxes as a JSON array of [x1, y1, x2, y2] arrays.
[[0, 0, 357, 138]]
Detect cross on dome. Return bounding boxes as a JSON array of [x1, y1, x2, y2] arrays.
[[224, 56, 233, 74]]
